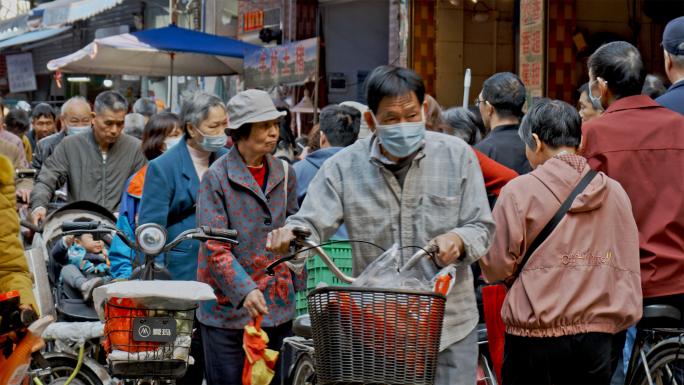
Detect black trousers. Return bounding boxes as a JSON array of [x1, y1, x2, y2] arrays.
[[502, 332, 612, 385], [201, 321, 293, 385]]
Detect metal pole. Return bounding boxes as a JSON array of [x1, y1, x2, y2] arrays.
[[463, 68, 471, 108], [313, 38, 320, 125], [167, 53, 173, 109]]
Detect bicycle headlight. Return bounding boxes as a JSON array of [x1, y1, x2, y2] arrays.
[[135, 224, 168, 255]]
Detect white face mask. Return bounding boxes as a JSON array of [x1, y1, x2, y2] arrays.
[[164, 136, 182, 151], [66, 124, 91, 136], [370, 110, 426, 158]]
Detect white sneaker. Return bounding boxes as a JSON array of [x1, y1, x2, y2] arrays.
[[81, 277, 105, 302]]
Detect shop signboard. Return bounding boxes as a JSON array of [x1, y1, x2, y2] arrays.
[[398, 0, 409, 68], [243, 37, 318, 88], [519, 0, 545, 108], [6, 53, 37, 93]]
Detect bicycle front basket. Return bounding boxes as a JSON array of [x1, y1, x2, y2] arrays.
[[307, 286, 446, 385]]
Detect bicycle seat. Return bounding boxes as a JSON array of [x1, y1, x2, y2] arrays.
[[477, 323, 488, 343], [642, 304, 681, 320], [293, 314, 312, 339]]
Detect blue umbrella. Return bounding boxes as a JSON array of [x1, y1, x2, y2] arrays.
[[48, 25, 260, 77]]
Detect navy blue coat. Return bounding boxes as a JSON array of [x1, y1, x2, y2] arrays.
[[656, 81, 684, 116], [138, 135, 229, 281]]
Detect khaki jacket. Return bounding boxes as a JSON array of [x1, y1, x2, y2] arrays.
[[480, 157, 642, 337], [0, 154, 38, 313], [0, 138, 33, 191]]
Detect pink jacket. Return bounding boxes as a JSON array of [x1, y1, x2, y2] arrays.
[[479, 156, 642, 338]]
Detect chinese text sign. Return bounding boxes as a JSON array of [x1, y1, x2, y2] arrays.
[[519, 0, 544, 108], [243, 38, 318, 88], [6, 53, 37, 94]]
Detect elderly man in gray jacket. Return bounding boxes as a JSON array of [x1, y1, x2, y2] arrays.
[[267, 65, 495, 384], [30, 91, 147, 225]]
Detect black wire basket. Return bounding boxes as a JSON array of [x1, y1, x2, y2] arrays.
[[103, 299, 197, 379], [307, 286, 447, 385]]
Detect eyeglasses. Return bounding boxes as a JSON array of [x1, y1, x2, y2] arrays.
[[474, 98, 486, 107]]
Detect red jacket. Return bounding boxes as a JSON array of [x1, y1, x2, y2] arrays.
[[474, 149, 519, 196], [581, 95, 684, 298]]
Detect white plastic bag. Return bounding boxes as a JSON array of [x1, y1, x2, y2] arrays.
[[41, 322, 105, 354], [351, 244, 431, 290]]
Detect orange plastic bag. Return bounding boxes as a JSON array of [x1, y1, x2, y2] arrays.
[[102, 297, 160, 354], [242, 315, 279, 385]]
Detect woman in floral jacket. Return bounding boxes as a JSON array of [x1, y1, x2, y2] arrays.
[[196, 89, 306, 384]]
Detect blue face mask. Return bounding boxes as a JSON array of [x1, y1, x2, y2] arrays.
[[164, 136, 183, 151], [194, 126, 227, 152], [66, 124, 91, 136], [587, 79, 606, 112], [371, 110, 426, 158]]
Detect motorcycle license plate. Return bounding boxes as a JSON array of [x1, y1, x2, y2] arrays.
[[132, 317, 176, 343]]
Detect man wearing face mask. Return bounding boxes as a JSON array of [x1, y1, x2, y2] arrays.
[[582, 42, 684, 337], [31, 96, 92, 177], [30, 91, 147, 226], [267, 66, 495, 384]]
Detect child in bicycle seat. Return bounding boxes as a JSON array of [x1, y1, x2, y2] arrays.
[[51, 233, 112, 302]]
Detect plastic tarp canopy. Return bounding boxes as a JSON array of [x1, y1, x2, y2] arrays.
[[0, 26, 72, 50], [48, 25, 260, 77], [34, 0, 125, 27]]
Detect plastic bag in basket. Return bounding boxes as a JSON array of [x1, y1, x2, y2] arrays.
[[102, 297, 161, 354]]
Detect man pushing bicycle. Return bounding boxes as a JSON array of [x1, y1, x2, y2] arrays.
[[267, 65, 495, 384]]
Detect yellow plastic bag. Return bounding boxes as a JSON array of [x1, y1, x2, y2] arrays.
[[242, 315, 279, 385]]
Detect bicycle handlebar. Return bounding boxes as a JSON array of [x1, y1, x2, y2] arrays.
[[264, 229, 441, 284]]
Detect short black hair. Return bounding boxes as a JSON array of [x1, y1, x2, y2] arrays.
[[518, 98, 582, 151], [578, 82, 589, 96], [142, 112, 181, 161], [4, 109, 30, 135], [364, 65, 425, 114], [230, 123, 252, 144], [443, 107, 482, 145], [319, 105, 360, 147], [31, 103, 56, 121], [588, 41, 647, 99], [482, 72, 526, 119]]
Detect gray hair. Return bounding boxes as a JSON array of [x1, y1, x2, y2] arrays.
[[518, 98, 582, 151], [669, 44, 684, 68], [180, 91, 226, 133], [133, 98, 158, 117], [443, 107, 482, 145], [61, 96, 91, 117], [124, 113, 146, 136], [94, 90, 128, 115]]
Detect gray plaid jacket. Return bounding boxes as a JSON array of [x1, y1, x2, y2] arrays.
[[285, 131, 495, 350]]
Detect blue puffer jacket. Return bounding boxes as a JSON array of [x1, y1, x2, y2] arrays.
[[108, 169, 145, 279], [293, 147, 348, 239]]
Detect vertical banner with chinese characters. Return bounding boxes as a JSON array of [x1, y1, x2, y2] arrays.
[[398, 0, 409, 68], [243, 37, 318, 88], [6, 53, 37, 93], [519, 0, 545, 108]]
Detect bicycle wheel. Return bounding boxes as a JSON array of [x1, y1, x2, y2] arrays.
[[40, 358, 104, 385], [632, 346, 684, 385], [291, 353, 316, 385]]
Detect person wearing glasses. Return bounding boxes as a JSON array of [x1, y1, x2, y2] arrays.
[[473, 73, 533, 179]]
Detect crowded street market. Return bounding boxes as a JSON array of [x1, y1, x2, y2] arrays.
[[0, 0, 683, 384]]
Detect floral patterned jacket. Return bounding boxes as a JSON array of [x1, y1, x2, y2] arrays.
[[196, 146, 306, 329]]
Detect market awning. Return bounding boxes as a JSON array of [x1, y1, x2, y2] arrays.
[[0, 14, 29, 41], [34, 0, 125, 27], [48, 25, 259, 77], [0, 26, 72, 50]]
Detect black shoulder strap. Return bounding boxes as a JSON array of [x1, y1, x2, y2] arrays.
[[513, 169, 598, 279]]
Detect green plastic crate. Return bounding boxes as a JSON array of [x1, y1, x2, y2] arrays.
[[295, 240, 352, 317]]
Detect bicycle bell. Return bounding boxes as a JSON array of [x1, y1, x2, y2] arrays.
[[135, 223, 168, 254]]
